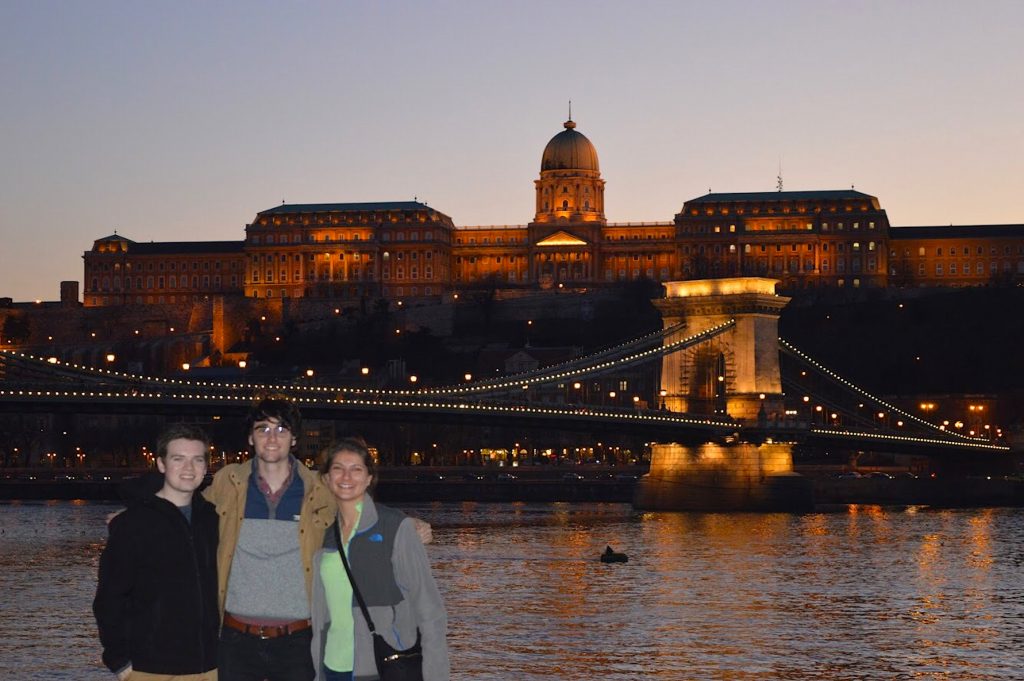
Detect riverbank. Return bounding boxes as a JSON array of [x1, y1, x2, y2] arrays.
[[2, 466, 1023, 507]]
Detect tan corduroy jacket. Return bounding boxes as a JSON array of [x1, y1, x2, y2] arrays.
[[203, 459, 335, 620]]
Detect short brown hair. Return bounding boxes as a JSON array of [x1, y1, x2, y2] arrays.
[[156, 423, 211, 461]]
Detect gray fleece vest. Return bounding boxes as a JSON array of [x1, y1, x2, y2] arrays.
[[328, 505, 406, 606]]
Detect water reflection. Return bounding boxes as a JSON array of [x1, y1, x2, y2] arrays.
[[1, 502, 1022, 680]]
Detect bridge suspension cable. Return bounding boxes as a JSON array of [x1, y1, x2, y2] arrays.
[[779, 338, 987, 444], [419, 319, 736, 397]]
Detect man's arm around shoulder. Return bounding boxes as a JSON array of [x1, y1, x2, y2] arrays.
[[201, 463, 235, 507]]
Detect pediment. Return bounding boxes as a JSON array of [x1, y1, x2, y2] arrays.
[[536, 231, 588, 247]]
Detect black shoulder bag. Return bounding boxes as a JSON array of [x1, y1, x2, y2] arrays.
[[334, 523, 424, 681]]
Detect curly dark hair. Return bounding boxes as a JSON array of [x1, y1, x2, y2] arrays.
[[245, 394, 302, 446]]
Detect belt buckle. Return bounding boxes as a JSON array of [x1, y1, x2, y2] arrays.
[[258, 625, 271, 640]]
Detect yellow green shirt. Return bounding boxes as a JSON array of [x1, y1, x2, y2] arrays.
[[320, 505, 362, 673]]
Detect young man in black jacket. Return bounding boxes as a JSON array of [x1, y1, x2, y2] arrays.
[[93, 423, 219, 681]]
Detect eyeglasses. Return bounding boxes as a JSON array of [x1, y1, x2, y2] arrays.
[[252, 423, 291, 436]]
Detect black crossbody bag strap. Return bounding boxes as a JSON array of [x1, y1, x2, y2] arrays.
[[334, 522, 378, 634]]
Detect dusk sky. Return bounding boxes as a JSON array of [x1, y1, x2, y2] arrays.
[[2, 1, 1022, 302]]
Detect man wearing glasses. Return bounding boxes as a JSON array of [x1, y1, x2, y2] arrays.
[[206, 395, 430, 681]]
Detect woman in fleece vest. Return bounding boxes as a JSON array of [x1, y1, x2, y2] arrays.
[[310, 437, 450, 681]]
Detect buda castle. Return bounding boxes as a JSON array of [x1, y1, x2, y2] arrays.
[[82, 119, 1024, 308]]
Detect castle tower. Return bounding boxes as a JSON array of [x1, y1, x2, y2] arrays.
[[528, 119, 606, 288], [532, 118, 606, 224]]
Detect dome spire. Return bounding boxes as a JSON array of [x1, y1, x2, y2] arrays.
[[565, 99, 575, 129]]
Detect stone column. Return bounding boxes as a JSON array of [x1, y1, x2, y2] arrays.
[[653, 278, 790, 423]]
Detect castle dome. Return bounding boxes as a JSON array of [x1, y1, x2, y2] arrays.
[[541, 119, 600, 173]]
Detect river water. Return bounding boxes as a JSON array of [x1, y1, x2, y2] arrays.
[[1, 500, 1022, 680]]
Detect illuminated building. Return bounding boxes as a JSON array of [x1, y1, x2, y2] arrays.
[[888, 224, 1024, 287], [675, 190, 890, 289], [244, 202, 454, 300], [84, 234, 244, 306], [80, 119, 1024, 307]]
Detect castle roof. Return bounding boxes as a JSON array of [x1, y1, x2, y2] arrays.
[[688, 189, 878, 204], [889, 224, 1024, 239], [541, 120, 600, 173], [256, 201, 445, 217]]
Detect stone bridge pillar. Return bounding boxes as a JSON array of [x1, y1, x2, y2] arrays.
[[654, 277, 790, 424]]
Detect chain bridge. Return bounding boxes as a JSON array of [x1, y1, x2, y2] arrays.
[[0, 278, 1008, 471]]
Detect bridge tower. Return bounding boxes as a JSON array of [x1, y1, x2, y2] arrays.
[[653, 277, 790, 424]]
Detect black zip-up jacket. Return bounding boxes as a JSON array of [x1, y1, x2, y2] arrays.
[[93, 477, 219, 675]]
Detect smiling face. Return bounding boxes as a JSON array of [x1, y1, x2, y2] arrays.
[[324, 449, 373, 505], [156, 437, 208, 499], [248, 417, 296, 465]]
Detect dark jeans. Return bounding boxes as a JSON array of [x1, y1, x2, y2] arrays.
[[323, 670, 353, 681], [218, 626, 315, 681]]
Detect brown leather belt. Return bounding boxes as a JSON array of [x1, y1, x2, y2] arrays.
[[223, 612, 312, 639]]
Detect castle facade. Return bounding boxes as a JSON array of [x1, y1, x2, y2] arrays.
[[81, 119, 1024, 308]]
